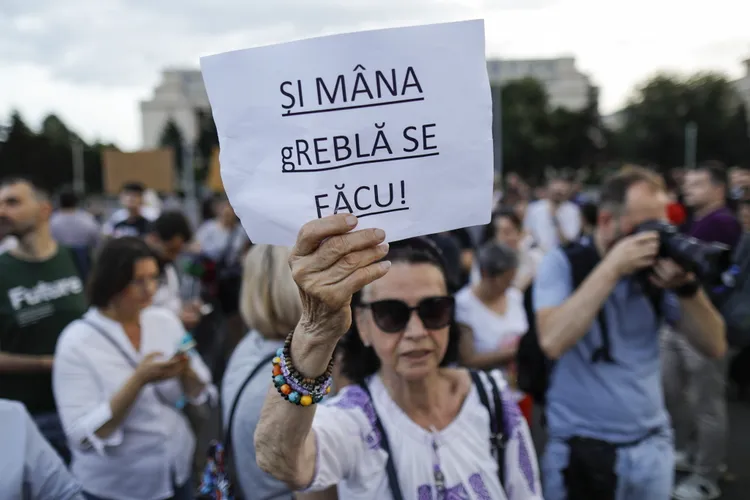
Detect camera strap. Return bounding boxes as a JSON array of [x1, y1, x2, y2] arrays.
[[562, 240, 615, 364]]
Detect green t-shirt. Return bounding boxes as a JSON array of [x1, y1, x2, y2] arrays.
[[0, 248, 87, 414]]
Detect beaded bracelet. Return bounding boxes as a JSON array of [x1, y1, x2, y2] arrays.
[[272, 332, 334, 406]]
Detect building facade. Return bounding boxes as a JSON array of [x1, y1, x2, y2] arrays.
[[140, 58, 594, 148], [140, 69, 210, 149], [486, 57, 594, 111]]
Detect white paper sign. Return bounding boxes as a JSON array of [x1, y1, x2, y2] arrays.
[[200, 19, 494, 246]]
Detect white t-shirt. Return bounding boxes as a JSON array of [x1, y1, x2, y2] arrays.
[[454, 287, 528, 355], [305, 370, 542, 500], [523, 200, 582, 253]]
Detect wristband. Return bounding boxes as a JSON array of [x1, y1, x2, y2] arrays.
[[674, 280, 700, 298]]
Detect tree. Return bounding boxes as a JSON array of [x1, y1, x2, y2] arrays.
[[614, 72, 744, 169], [0, 111, 108, 193], [497, 78, 555, 182], [40, 114, 71, 145], [725, 104, 750, 167], [195, 109, 218, 183], [159, 119, 184, 175]]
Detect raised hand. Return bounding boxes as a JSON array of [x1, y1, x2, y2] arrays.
[[289, 214, 391, 342], [134, 352, 188, 385]]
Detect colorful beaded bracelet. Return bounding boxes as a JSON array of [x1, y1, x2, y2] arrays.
[[272, 332, 334, 406]]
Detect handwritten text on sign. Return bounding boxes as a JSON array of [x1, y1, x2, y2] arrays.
[[200, 20, 493, 246]]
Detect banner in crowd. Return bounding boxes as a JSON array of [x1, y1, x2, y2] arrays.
[[201, 19, 494, 246], [102, 149, 175, 194]]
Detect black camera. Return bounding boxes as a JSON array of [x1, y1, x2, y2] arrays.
[[634, 220, 732, 286]]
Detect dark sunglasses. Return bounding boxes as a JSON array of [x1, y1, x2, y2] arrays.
[[358, 296, 455, 333]]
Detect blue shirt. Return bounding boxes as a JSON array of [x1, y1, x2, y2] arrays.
[[533, 247, 679, 443], [0, 399, 83, 500]]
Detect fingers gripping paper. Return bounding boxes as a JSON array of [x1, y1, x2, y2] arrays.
[[200, 19, 494, 246]]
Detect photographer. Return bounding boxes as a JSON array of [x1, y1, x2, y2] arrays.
[[533, 167, 725, 500], [664, 163, 742, 500]]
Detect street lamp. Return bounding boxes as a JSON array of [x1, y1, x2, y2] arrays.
[[71, 137, 85, 195]]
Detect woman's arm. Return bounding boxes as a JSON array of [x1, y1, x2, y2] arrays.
[[254, 215, 389, 489], [54, 337, 184, 454], [53, 341, 143, 452], [458, 323, 516, 370], [255, 325, 336, 489]]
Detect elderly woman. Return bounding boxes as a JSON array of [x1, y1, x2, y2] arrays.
[[53, 237, 214, 500], [254, 215, 542, 499]]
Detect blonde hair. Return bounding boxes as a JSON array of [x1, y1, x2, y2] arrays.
[[239, 245, 302, 340]]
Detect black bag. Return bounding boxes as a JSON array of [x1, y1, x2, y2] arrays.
[[358, 370, 509, 500], [563, 427, 662, 500]]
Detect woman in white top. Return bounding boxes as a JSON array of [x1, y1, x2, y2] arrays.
[[456, 242, 528, 374], [53, 237, 214, 500], [254, 215, 542, 500]]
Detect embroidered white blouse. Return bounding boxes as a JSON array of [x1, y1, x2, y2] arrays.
[[305, 370, 543, 500], [53, 307, 215, 500]]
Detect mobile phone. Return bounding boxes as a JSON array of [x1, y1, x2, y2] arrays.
[[176, 334, 197, 355]]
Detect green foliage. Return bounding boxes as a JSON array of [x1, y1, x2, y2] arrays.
[[494, 78, 603, 183], [0, 112, 106, 193], [159, 119, 184, 175], [615, 72, 748, 169]]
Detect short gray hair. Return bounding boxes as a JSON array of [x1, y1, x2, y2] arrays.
[[477, 242, 518, 277]]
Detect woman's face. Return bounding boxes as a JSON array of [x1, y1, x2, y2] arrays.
[[117, 257, 161, 310], [356, 262, 452, 381], [484, 269, 517, 295], [494, 216, 522, 250]]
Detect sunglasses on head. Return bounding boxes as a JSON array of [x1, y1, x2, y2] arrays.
[[358, 296, 455, 333]]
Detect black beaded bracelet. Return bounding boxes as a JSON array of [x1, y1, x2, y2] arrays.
[[281, 330, 334, 390]]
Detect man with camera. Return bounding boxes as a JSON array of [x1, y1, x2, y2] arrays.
[[533, 167, 726, 500], [664, 163, 743, 500]]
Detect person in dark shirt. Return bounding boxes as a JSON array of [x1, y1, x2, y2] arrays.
[[102, 182, 151, 238], [0, 177, 87, 465], [684, 166, 742, 249], [665, 163, 742, 500]]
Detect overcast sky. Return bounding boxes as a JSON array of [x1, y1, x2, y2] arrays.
[[1, 0, 749, 150]]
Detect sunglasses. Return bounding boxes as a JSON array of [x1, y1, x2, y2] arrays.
[[358, 296, 455, 333]]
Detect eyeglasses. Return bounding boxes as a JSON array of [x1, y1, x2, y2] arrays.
[[358, 296, 455, 333]]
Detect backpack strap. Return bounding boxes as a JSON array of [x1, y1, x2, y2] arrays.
[[358, 382, 405, 500], [562, 240, 615, 364], [470, 370, 508, 489]]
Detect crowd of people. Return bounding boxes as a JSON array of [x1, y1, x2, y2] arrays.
[[0, 162, 747, 500]]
